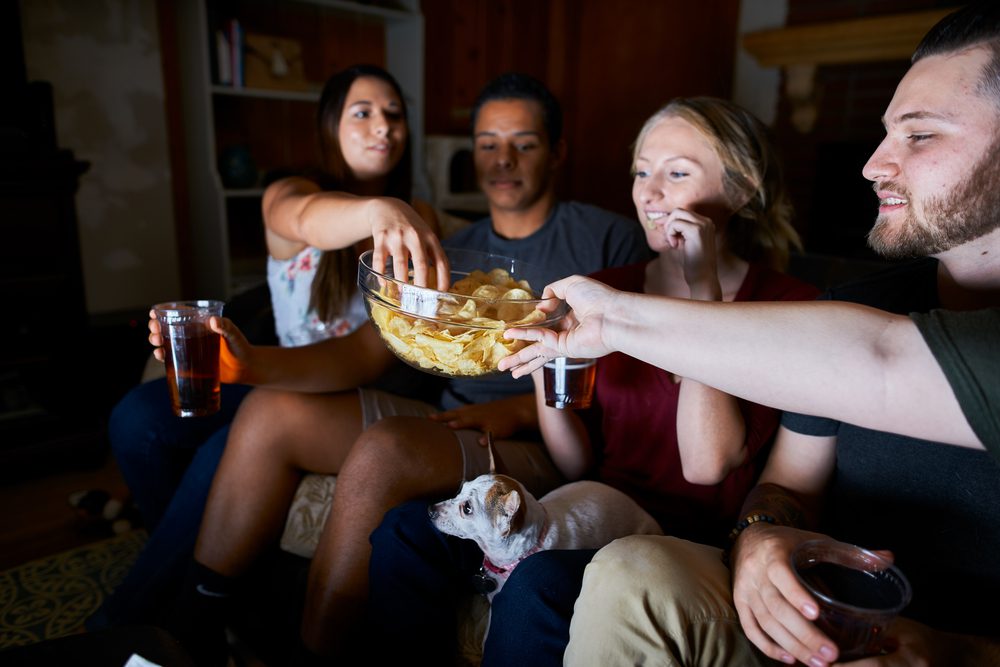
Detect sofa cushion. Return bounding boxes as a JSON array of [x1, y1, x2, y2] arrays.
[[279, 473, 336, 558], [278, 472, 490, 664]]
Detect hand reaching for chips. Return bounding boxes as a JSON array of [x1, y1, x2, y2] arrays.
[[368, 268, 549, 377]]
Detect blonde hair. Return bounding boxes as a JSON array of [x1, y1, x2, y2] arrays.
[[632, 97, 802, 270]]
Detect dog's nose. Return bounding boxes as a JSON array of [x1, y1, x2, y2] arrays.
[[427, 505, 438, 520]]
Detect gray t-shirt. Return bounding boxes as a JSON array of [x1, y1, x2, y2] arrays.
[[441, 200, 649, 410]]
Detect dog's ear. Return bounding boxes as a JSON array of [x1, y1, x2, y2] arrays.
[[485, 432, 510, 476], [497, 489, 522, 538]]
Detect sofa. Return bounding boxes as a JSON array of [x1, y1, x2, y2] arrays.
[[150, 250, 889, 664]]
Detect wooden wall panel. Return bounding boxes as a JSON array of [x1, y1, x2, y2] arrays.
[[423, 0, 551, 134], [563, 1, 740, 214], [423, 0, 741, 216]]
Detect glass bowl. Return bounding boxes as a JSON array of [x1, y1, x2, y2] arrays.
[[358, 248, 568, 378]]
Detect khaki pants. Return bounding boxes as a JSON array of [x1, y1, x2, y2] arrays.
[[564, 536, 776, 667]]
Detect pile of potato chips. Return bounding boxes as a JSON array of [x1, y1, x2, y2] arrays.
[[368, 268, 548, 377]]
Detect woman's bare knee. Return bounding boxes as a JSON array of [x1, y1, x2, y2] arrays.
[[227, 389, 300, 456], [340, 416, 463, 495], [354, 417, 455, 463]]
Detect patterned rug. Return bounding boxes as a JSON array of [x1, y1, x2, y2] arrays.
[[0, 530, 146, 649]]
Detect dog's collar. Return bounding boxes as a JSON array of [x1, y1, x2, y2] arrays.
[[481, 509, 549, 579]]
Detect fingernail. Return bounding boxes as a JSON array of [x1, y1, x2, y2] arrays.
[[808, 657, 827, 667], [780, 654, 795, 664], [802, 603, 818, 618], [819, 645, 837, 661]]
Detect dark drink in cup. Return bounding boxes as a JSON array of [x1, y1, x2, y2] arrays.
[[543, 357, 596, 409], [792, 540, 911, 660], [163, 327, 221, 417], [153, 300, 224, 418]]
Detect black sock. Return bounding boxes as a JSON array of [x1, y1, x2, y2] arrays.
[[167, 560, 235, 667], [184, 560, 236, 601]]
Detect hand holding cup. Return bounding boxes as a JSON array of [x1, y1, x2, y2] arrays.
[[791, 539, 912, 661], [152, 300, 225, 418]]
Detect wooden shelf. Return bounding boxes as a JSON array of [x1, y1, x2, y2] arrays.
[[299, 0, 416, 23], [224, 188, 266, 198], [211, 85, 321, 102], [743, 8, 954, 67]]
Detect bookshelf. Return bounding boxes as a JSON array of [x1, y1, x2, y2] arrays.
[[175, 0, 424, 298]]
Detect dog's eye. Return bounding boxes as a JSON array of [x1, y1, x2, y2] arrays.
[[462, 500, 473, 516]]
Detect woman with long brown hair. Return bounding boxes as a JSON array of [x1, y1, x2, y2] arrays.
[[93, 64, 447, 638]]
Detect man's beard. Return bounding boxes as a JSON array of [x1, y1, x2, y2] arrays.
[[867, 137, 1000, 258]]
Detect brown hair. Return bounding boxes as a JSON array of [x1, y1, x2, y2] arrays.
[[912, 3, 1000, 110], [310, 65, 413, 322], [632, 96, 802, 270]]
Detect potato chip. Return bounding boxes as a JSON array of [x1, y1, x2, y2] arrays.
[[455, 299, 479, 321], [472, 284, 504, 300], [500, 287, 532, 301]]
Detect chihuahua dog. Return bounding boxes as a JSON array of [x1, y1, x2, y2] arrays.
[[429, 473, 663, 600]]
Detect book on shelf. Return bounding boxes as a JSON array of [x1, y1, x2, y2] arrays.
[[214, 29, 231, 85], [228, 19, 244, 88]]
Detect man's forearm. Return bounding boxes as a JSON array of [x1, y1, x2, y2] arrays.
[[602, 295, 979, 448]]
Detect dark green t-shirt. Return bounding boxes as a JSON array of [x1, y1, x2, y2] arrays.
[[781, 258, 1000, 636], [911, 307, 1000, 460]]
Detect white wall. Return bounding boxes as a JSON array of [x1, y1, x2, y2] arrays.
[[21, 0, 180, 315], [733, 0, 788, 126]]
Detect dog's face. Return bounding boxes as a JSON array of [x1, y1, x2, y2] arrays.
[[429, 473, 526, 548]]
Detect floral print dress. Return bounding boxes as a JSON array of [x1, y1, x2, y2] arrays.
[[266, 246, 368, 347]]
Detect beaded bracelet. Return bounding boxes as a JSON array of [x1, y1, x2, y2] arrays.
[[727, 512, 777, 542], [721, 513, 778, 567]]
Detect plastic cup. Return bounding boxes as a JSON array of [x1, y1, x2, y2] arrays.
[[543, 357, 596, 409], [791, 539, 912, 660], [152, 300, 224, 418]]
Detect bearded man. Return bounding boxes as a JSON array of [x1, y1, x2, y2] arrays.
[[489, 4, 1000, 667]]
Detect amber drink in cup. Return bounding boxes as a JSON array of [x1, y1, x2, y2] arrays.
[[153, 300, 224, 417], [543, 357, 596, 409]]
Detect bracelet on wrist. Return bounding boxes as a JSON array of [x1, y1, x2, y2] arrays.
[[727, 512, 777, 542], [721, 512, 778, 567]]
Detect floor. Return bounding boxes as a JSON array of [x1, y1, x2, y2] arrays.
[[0, 314, 150, 573], [0, 452, 131, 571]]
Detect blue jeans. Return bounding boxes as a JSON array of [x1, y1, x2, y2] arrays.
[[107, 379, 252, 528], [367, 500, 596, 666], [483, 549, 595, 667], [367, 501, 484, 663], [88, 379, 253, 629]]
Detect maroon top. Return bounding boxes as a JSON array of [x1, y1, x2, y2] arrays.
[[587, 261, 820, 546]]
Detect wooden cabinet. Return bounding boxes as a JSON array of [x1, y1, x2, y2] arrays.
[[421, 0, 740, 217], [174, 0, 424, 298], [0, 148, 105, 476]]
